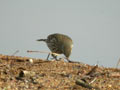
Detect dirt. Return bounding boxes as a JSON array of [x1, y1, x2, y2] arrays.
[[0, 54, 120, 90]]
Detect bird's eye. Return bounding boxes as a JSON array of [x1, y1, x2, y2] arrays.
[[50, 38, 57, 42]]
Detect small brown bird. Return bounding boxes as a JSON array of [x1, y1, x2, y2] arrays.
[[37, 33, 73, 62]]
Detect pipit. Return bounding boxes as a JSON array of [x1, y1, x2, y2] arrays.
[[37, 33, 73, 62]]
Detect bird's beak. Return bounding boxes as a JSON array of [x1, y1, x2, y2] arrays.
[[36, 39, 46, 42], [36, 39, 41, 41]]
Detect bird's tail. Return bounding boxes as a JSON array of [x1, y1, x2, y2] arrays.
[[37, 39, 47, 42]]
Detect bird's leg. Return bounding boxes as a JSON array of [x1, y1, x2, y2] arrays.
[[66, 58, 80, 63], [46, 53, 50, 60], [51, 53, 58, 60], [66, 57, 72, 62], [66, 59, 71, 62]]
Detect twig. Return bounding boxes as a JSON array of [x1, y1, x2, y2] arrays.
[[76, 79, 100, 90], [27, 50, 59, 56], [12, 50, 19, 56], [89, 77, 97, 84], [80, 65, 98, 83], [116, 58, 120, 68], [27, 50, 85, 63], [86, 65, 98, 76], [76, 65, 100, 89]]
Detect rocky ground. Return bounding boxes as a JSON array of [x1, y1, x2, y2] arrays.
[[0, 54, 120, 90]]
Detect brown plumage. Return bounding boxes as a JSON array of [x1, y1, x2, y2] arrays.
[[37, 33, 73, 62]]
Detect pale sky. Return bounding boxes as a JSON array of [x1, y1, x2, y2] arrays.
[[0, 0, 120, 67]]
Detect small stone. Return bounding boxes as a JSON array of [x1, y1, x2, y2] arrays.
[[29, 59, 33, 63]]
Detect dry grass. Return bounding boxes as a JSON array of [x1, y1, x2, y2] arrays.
[[0, 54, 120, 90]]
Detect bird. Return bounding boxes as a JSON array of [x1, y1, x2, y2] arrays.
[[37, 33, 73, 62]]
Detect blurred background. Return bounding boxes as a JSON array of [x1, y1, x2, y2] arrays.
[[0, 0, 120, 67]]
